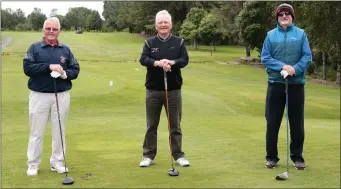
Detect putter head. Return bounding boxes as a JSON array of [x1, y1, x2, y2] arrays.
[[168, 167, 179, 176], [275, 171, 288, 180], [62, 177, 75, 185]]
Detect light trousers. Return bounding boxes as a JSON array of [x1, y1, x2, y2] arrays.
[[27, 90, 70, 167]]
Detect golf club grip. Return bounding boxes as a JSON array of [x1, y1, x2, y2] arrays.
[[164, 71, 167, 89], [53, 79, 60, 114]]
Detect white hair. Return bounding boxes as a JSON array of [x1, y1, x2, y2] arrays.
[[155, 10, 172, 24], [43, 17, 60, 30]]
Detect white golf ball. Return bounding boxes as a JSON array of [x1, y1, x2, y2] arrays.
[[109, 80, 113, 86]]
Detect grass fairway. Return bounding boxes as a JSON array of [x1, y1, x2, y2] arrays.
[[1, 31, 340, 188]]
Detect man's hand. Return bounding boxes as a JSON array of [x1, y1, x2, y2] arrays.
[[163, 64, 172, 72], [49, 64, 63, 74], [282, 65, 295, 76], [154, 60, 166, 67], [280, 70, 289, 79], [154, 59, 174, 72], [160, 59, 174, 72], [50, 71, 61, 78]]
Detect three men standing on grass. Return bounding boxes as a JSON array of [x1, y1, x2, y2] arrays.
[[22, 3, 312, 177]]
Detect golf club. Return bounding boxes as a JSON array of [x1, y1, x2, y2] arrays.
[[276, 77, 289, 181], [164, 71, 179, 177], [53, 78, 75, 185]]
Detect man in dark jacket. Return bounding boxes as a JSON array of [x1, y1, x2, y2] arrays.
[[139, 10, 190, 167], [261, 3, 312, 170], [23, 17, 80, 176]]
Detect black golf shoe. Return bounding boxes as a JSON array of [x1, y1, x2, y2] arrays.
[[265, 160, 277, 168], [294, 161, 306, 170]]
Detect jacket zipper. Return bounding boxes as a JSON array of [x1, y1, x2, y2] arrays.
[[284, 31, 287, 64]]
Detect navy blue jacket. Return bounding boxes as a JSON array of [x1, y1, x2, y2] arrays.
[[23, 39, 80, 93]]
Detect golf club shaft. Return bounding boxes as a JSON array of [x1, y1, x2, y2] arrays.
[[164, 71, 174, 167], [53, 78, 68, 177], [285, 79, 289, 173]]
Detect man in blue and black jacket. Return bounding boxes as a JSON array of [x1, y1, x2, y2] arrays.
[[23, 17, 80, 176], [138, 10, 190, 168], [261, 3, 312, 170]]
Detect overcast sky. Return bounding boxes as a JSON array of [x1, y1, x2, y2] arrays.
[[1, 1, 104, 17]]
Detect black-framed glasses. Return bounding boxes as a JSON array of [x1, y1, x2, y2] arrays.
[[278, 11, 291, 17], [44, 27, 59, 32]]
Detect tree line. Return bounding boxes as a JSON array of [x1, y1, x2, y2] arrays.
[[1, 7, 103, 31], [1, 1, 340, 84]]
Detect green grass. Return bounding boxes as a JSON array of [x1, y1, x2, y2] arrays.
[[1, 31, 340, 188]]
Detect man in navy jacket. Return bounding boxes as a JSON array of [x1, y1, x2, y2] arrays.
[[23, 17, 80, 176]]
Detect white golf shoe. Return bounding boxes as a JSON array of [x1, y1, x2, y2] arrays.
[[51, 163, 69, 173], [139, 157, 153, 167], [27, 165, 39, 176], [176, 157, 190, 167]]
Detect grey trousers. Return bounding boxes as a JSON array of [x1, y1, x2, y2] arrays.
[[143, 89, 185, 160]]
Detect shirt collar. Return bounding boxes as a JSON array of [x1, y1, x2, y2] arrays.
[[40, 38, 63, 48]]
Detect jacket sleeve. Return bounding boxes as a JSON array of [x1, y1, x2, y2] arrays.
[[23, 44, 50, 77], [65, 49, 80, 80], [261, 35, 286, 71], [139, 40, 156, 67], [172, 39, 189, 69], [293, 32, 312, 75]]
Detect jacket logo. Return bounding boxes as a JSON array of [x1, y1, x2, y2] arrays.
[[151, 48, 159, 53], [60, 56, 66, 63]]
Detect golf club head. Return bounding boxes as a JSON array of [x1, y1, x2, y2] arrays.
[[275, 171, 288, 180], [168, 167, 179, 176], [62, 177, 75, 185]]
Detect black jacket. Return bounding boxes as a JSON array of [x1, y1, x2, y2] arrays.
[[139, 34, 189, 91], [23, 39, 80, 93]]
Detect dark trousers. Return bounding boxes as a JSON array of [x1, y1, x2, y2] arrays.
[[143, 89, 184, 160], [265, 83, 305, 163]]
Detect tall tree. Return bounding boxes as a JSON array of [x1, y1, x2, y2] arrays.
[[198, 13, 225, 51], [179, 7, 207, 49], [86, 10, 103, 31], [49, 8, 58, 17], [236, 1, 275, 57], [63, 7, 93, 30], [296, 1, 341, 83], [211, 1, 244, 45], [14, 9, 26, 24], [27, 8, 47, 30]]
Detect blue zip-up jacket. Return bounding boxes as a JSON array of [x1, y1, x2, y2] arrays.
[[23, 39, 80, 93], [261, 24, 312, 84]]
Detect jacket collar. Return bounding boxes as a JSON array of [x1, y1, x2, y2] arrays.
[[277, 23, 294, 32]]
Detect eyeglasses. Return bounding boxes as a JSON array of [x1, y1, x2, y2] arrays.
[[278, 11, 291, 17], [44, 27, 59, 32]]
